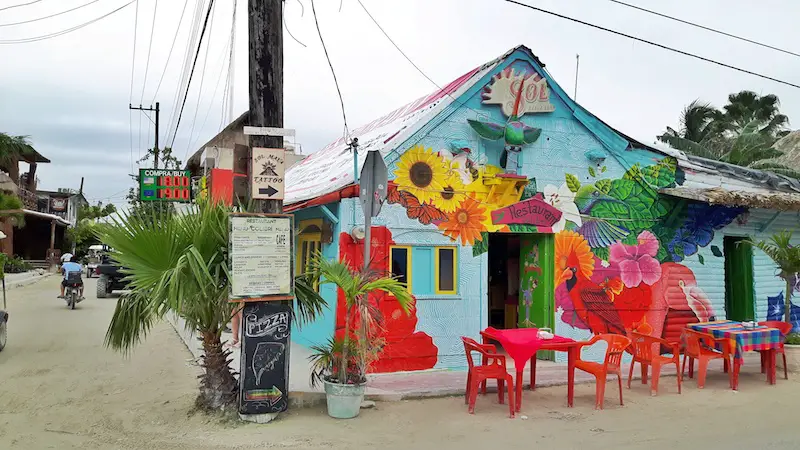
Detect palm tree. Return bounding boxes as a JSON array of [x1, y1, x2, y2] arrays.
[[659, 100, 724, 143], [98, 200, 326, 411], [722, 91, 789, 137], [748, 231, 800, 325], [0, 133, 34, 183], [307, 256, 413, 385]]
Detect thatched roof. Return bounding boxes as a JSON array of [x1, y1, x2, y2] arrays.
[[764, 131, 800, 170], [660, 187, 800, 211]]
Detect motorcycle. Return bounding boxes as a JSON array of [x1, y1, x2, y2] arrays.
[[63, 272, 84, 310]]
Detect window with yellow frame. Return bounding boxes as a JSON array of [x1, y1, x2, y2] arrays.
[[389, 245, 412, 292], [296, 219, 323, 291], [434, 246, 457, 295]]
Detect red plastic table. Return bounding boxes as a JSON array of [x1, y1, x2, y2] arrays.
[[481, 327, 580, 411]]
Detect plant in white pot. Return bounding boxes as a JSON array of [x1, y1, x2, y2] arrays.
[[307, 256, 413, 419]]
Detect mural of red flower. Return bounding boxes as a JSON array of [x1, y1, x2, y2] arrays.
[[438, 195, 487, 245]]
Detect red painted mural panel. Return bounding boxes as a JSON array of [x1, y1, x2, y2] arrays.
[[336, 227, 438, 373]]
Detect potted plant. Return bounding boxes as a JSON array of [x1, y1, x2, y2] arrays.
[[307, 256, 413, 419]]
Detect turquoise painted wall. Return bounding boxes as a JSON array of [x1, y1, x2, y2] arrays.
[[290, 204, 339, 348]]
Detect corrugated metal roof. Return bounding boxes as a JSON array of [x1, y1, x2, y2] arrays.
[[283, 47, 527, 205]]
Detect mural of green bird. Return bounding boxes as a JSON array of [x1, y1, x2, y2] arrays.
[[467, 75, 542, 172], [573, 184, 630, 248]]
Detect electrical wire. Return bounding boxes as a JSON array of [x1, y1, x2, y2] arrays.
[[0, 0, 137, 44], [183, 0, 218, 160], [129, 0, 139, 175], [187, 30, 232, 156], [608, 0, 800, 59], [139, 0, 158, 103], [310, 0, 349, 138], [165, 0, 206, 145], [218, 0, 236, 132], [0, 0, 42, 13], [150, 0, 189, 104], [283, 0, 306, 47], [0, 0, 100, 27], [169, 0, 215, 149], [504, 0, 800, 90]]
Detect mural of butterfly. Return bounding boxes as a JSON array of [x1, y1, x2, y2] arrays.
[[400, 191, 447, 225]]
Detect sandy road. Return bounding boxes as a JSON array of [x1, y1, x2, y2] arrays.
[[1, 277, 800, 449]]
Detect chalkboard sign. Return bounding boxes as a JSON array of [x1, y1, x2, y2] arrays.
[[239, 301, 291, 414]]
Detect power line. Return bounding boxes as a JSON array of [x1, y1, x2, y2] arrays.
[[310, 0, 349, 138], [608, 0, 800, 59], [169, 0, 215, 149], [0, 0, 136, 44], [183, 0, 218, 160], [504, 0, 800, 90], [139, 0, 159, 103], [0, 0, 100, 27], [0, 0, 42, 13], [150, 0, 190, 104], [129, 0, 139, 175]]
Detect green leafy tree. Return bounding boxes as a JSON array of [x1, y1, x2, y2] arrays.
[[722, 91, 789, 137], [307, 256, 413, 386], [0, 133, 34, 183], [66, 202, 117, 257], [98, 200, 326, 411], [747, 231, 800, 325]]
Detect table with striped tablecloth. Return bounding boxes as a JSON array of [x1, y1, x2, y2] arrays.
[[688, 320, 782, 388]]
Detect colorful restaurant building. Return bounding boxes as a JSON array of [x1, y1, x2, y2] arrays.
[[284, 45, 800, 369]]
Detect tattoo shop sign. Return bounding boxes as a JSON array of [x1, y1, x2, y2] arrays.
[[250, 148, 285, 200]]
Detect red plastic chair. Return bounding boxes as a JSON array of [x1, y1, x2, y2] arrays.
[[627, 332, 682, 396], [758, 321, 793, 380], [682, 329, 733, 389], [575, 334, 631, 410], [461, 337, 515, 418]]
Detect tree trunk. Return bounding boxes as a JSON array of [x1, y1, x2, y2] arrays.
[[340, 300, 352, 384], [197, 329, 238, 411], [786, 278, 793, 325]]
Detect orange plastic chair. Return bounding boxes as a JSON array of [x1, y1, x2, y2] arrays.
[[758, 321, 793, 380], [461, 337, 515, 418], [627, 331, 682, 396], [574, 334, 631, 410], [682, 329, 733, 389]]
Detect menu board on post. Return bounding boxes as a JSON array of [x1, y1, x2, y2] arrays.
[[229, 214, 294, 301]]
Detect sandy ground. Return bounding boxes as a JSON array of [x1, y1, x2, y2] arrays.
[[1, 277, 799, 449]]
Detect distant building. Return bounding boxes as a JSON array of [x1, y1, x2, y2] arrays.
[[184, 111, 305, 204]]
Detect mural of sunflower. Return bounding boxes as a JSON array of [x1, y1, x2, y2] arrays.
[[439, 195, 488, 245], [554, 230, 595, 286], [433, 174, 466, 213], [394, 146, 449, 204]]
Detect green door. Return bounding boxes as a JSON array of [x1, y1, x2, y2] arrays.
[[519, 234, 555, 360], [724, 236, 755, 322]]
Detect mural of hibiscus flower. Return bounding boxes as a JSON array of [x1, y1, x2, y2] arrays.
[[393, 145, 450, 204], [438, 195, 487, 245], [543, 183, 582, 232], [609, 230, 662, 288]]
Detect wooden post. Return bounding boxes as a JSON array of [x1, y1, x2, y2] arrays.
[[49, 220, 56, 251], [248, 0, 283, 214]]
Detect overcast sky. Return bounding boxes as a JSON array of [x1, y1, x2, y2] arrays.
[[1, 0, 798, 207]]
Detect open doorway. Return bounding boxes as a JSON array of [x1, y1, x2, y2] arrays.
[[488, 234, 520, 329]]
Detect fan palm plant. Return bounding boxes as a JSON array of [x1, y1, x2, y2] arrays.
[[98, 200, 326, 411], [747, 231, 800, 324], [307, 255, 413, 387]]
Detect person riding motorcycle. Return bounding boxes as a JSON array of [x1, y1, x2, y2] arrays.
[[59, 255, 84, 300]]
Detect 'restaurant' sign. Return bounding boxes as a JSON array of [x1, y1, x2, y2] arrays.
[[229, 214, 294, 301], [491, 193, 562, 227], [250, 148, 285, 200]]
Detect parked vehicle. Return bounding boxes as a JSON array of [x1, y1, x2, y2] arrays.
[[95, 254, 129, 298], [85, 244, 108, 278]]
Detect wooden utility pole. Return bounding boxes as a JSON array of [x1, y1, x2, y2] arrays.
[[248, 0, 283, 214], [129, 102, 161, 168]]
